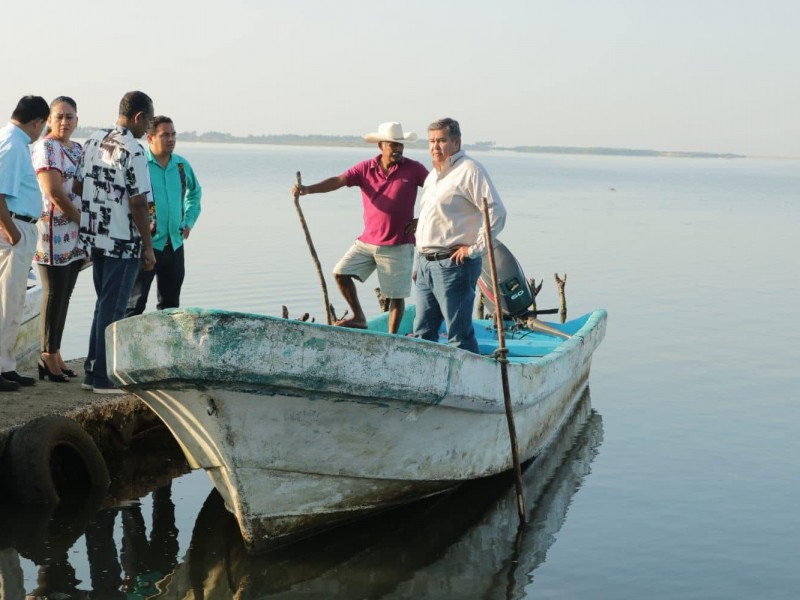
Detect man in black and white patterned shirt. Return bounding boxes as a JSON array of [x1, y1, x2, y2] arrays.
[[74, 91, 155, 394]]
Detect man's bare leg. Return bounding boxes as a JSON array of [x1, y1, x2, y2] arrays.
[[334, 274, 367, 328], [388, 298, 405, 334]]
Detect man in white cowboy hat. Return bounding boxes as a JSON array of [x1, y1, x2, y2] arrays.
[[292, 122, 428, 333]]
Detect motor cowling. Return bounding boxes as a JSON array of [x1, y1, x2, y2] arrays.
[[477, 240, 533, 318]]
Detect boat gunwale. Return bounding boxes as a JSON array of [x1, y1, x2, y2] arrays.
[[110, 307, 607, 412]]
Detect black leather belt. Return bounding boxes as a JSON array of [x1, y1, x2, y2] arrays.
[[9, 212, 38, 224], [422, 250, 454, 261]]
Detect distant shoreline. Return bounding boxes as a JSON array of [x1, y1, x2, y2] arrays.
[[73, 127, 747, 159]]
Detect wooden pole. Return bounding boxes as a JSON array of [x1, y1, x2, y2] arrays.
[[554, 272, 568, 323], [480, 196, 526, 524], [528, 277, 542, 316], [293, 172, 334, 325]]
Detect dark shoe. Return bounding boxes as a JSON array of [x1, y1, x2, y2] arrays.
[[61, 366, 77, 378], [1, 371, 35, 386], [81, 372, 94, 391], [38, 359, 70, 383], [0, 376, 20, 391]]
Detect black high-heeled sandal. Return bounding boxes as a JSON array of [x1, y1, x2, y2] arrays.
[[38, 358, 70, 383], [61, 366, 77, 378]]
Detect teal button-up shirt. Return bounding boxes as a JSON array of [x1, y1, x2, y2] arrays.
[[146, 148, 202, 251]]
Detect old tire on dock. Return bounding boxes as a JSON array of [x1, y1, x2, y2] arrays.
[[3, 415, 110, 506]]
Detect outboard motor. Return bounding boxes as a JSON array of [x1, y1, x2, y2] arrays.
[[478, 240, 533, 318]]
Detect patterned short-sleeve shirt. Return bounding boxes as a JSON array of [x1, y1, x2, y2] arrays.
[[75, 126, 151, 259], [32, 137, 86, 265]]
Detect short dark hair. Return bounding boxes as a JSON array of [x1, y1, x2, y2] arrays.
[[11, 95, 50, 123], [50, 96, 77, 112], [119, 91, 153, 119], [147, 115, 174, 135], [428, 118, 461, 140]]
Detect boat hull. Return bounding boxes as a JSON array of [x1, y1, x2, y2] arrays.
[[109, 307, 606, 551], [14, 273, 42, 370]]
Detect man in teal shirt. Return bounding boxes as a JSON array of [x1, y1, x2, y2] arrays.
[[126, 116, 201, 316]]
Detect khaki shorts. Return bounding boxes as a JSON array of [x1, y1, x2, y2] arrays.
[[333, 241, 414, 299]]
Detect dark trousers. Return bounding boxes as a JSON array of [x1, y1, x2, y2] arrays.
[[413, 256, 482, 353], [37, 261, 83, 353], [120, 484, 179, 584], [126, 243, 185, 317], [84, 508, 123, 595], [85, 250, 140, 388]]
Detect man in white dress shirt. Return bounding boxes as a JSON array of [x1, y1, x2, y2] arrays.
[[414, 118, 507, 353]]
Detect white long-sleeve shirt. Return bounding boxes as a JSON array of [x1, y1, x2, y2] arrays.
[[415, 150, 506, 258]]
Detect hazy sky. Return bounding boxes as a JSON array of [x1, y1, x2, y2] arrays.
[[3, 0, 798, 157]]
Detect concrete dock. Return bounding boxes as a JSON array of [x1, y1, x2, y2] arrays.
[[0, 357, 160, 457], [0, 359, 130, 429], [0, 355, 190, 512]]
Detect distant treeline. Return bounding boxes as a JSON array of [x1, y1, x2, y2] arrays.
[[463, 141, 744, 159], [73, 127, 745, 158], [180, 132, 374, 147], [503, 145, 744, 159]]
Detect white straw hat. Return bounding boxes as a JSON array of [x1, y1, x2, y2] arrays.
[[363, 122, 418, 143]]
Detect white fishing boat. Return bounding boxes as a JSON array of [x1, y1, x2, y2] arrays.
[[108, 305, 607, 552], [153, 389, 603, 598], [13, 269, 42, 369]]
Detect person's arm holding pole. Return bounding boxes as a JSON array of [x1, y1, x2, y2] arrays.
[[292, 171, 334, 325], [292, 175, 346, 197]]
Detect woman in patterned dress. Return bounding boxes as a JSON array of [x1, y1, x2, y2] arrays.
[[31, 96, 85, 381]]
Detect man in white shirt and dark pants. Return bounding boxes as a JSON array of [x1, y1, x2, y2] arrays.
[[414, 118, 507, 353]]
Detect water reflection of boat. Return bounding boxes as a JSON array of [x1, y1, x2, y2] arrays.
[[154, 387, 603, 599], [110, 306, 607, 551]]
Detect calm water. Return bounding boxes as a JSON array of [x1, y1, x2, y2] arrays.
[[7, 144, 800, 598]]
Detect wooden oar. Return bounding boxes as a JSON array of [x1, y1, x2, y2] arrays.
[[293, 172, 334, 325], [480, 196, 526, 524]]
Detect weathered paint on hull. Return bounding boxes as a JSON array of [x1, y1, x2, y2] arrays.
[[14, 279, 42, 369], [109, 307, 606, 551]]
